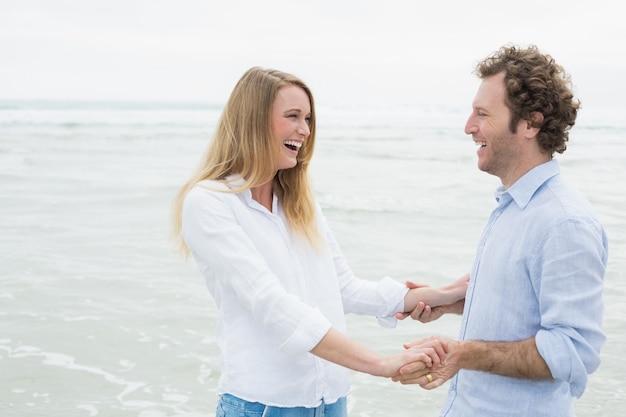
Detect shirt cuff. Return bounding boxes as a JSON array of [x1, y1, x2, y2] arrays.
[[376, 276, 409, 328], [279, 308, 333, 356], [536, 328, 590, 398]]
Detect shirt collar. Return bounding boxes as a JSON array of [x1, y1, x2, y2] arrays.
[[495, 159, 560, 210], [225, 174, 279, 213], [224, 174, 246, 188]]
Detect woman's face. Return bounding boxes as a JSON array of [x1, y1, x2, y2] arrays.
[[271, 85, 311, 170]]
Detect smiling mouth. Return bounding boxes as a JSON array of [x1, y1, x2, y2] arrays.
[[284, 140, 302, 151], [475, 141, 486, 150]]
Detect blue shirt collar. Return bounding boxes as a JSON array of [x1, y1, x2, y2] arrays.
[[494, 159, 560, 210]]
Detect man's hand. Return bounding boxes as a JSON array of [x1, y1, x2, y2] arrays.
[[392, 336, 462, 390]]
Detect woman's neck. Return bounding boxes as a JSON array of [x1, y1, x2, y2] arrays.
[[251, 182, 274, 212]]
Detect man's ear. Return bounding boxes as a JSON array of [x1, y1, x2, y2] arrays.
[[528, 111, 544, 128], [525, 111, 544, 137]]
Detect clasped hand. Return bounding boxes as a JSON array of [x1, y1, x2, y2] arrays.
[[383, 336, 448, 379], [396, 273, 469, 322], [392, 336, 461, 390]]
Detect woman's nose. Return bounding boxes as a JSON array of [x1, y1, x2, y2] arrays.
[[298, 120, 310, 137]]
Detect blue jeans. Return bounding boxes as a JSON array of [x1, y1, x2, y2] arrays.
[[216, 393, 347, 417]]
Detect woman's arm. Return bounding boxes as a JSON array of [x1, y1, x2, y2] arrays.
[[401, 273, 469, 314], [310, 328, 448, 378]]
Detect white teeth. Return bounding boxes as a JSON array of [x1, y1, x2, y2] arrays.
[[475, 141, 486, 149], [283, 140, 302, 148]]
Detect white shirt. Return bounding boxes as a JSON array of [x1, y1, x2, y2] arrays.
[[182, 179, 408, 407]]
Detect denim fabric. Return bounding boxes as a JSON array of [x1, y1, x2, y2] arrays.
[[216, 394, 347, 417]]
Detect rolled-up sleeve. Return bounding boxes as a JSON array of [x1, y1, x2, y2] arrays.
[[182, 185, 333, 356], [534, 216, 608, 397]]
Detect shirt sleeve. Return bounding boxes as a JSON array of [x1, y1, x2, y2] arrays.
[[182, 186, 332, 356], [317, 208, 409, 328], [533, 216, 608, 398]]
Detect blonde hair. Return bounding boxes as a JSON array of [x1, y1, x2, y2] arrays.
[[171, 67, 320, 256]]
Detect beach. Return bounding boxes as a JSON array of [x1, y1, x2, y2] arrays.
[[1, 100, 624, 416]]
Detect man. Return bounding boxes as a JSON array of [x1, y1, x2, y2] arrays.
[[395, 45, 608, 417]]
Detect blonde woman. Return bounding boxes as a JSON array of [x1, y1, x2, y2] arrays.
[[171, 67, 467, 417]]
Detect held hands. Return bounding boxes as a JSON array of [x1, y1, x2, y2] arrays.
[[392, 336, 461, 390], [405, 298, 465, 323], [381, 336, 449, 378], [396, 273, 469, 322]]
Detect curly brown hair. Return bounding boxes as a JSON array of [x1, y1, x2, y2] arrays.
[[475, 45, 580, 154]]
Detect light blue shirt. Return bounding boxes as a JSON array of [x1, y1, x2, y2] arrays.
[[442, 160, 608, 417]]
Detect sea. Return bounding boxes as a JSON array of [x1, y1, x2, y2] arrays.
[[1, 99, 624, 417]]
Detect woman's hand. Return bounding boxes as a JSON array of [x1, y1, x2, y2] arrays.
[[392, 336, 461, 389], [380, 336, 449, 378]]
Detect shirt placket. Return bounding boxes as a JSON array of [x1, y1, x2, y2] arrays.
[[458, 191, 512, 341]]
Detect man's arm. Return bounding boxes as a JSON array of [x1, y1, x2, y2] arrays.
[[455, 337, 552, 379], [392, 336, 552, 388]]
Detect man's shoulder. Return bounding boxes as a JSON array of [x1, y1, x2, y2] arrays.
[[541, 175, 596, 217]]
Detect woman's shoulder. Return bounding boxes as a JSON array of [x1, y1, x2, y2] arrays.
[[185, 180, 238, 204], [195, 179, 233, 192]]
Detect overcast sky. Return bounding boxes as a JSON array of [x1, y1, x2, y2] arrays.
[[2, 0, 625, 110]]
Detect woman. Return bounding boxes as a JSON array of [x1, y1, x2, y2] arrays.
[[171, 67, 466, 416]]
